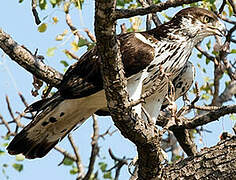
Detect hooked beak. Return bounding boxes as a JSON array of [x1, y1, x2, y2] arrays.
[[214, 19, 227, 37]]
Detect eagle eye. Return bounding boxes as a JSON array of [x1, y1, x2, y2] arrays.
[[203, 15, 213, 24]]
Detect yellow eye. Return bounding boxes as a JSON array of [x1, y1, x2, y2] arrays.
[[203, 16, 212, 23]]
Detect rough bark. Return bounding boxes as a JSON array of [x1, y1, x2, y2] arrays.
[[114, 0, 201, 19], [171, 129, 198, 156], [95, 1, 162, 179], [0, 28, 63, 88], [156, 104, 236, 129], [159, 136, 236, 179]]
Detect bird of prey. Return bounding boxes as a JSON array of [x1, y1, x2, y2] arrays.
[[7, 7, 226, 159]]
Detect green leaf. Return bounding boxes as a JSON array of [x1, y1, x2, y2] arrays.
[[212, 50, 219, 56], [3, 135, 10, 140], [71, 41, 79, 51], [210, 0, 216, 4], [0, 149, 5, 156], [230, 49, 236, 54], [206, 40, 211, 50], [205, 58, 210, 64], [161, 12, 172, 20], [197, 53, 202, 59], [60, 60, 69, 67], [175, 155, 182, 161], [3, 164, 8, 168], [98, 162, 107, 172], [227, 1, 233, 16], [87, 43, 96, 50], [55, 34, 64, 41], [63, 157, 74, 166], [202, 68, 206, 73], [50, 0, 57, 5], [70, 167, 78, 175], [15, 154, 25, 161], [47, 47, 57, 57], [12, 163, 23, 172], [201, 94, 210, 100], [103, 171, 112, 179], [203, 76, 210, 82], [38, 23, 47, 33], [19, 0, 24, 3], [230, 114, 236, 121], [77, 39, 88, 47], [39, 0, 47, 10], [225, 81, 230, 87], [2, 142, 8, 147]]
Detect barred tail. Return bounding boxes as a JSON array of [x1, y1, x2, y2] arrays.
[[7, 90, 106, 159]]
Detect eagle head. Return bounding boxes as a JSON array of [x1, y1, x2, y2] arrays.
[[169, 7, 226, 43]]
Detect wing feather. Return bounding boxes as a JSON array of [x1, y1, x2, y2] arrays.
[[59, 32, 155, 99]]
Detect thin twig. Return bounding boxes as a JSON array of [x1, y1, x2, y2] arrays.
[[219, 0, 227, 14], [195, 44, 214, 61], [32, 0, 41, 25], [218, 15, 236, 25], [108, 148, 129, 180], [157, 104, 236, 130], [64, 50, 80, 61], [54, 146, 77, 162], [84, 28, 96, 42], [18, 92, 34, 117], [0, 113, 11, 135], [64, 3, 91, 47], [193, 105, 221, 111], [5, 96, 24, 133], [177, 82, 200, 117], [83, 114, 99, 180], [147, 0, 162, 26], [68, 134, 85, 178], [228, 0, 236, 15], [65, 8, 83, 40], [99, 127, 117, 140], [212, 62, 223, 105], [120, 23, 127, 34]]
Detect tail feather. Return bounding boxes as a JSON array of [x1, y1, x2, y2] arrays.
[[7, 90, 106, 159], [25, 93, 63, 113], [7, 128, 59, 159]]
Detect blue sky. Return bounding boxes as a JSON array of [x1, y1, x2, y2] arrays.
[[0, 1, 235, 180]]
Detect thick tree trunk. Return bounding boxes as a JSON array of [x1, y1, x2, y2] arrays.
[[159, 136, 236, 179]]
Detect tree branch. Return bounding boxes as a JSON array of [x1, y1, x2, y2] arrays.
[[83, 115, 99, 180], [114, 0, 201, 20], [54, 146, 77, 162], [31, 0, 41, 25], [213, 80, 236, 106], [0, 28, 63, 88], [68, 134, 85, 179], [157, 104, 236, 134], [95, 1, 163, 179], [160, 136, 236, 179]]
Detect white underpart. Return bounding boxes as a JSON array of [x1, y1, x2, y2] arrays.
[[126, 33, 158, 117], [134, 33, 196, 124], [127, 72, 145, 117]]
